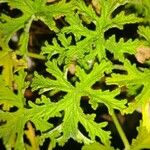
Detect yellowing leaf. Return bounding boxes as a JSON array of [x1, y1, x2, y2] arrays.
[[0, 51, 27, 88], [130, 122, 150, 150], [25, 122, 40, 150], [142, 102, 150, 132]]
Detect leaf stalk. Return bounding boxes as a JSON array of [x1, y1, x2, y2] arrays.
[[111, 110, 130, 150]]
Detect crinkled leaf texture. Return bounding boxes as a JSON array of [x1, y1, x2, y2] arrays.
[[107, 60, 150, 113], [31, 60, 127, 147], [0, 0, 147, 149], [0, 71, 28, 149], [138, 26, 150, 44], [42, 0, 142, 65], [0, 71, 53, 149], [106, 60, 150, 132], [0, 60, 127, 149], [127, 0, 150, 23], [0, 0, 75, 54]]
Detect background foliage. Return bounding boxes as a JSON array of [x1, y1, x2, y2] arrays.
[[0, 0, 150, 150]]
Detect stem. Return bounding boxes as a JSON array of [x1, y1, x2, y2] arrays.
[[111, 110, 130, 150], [27, 52, 45, 60]]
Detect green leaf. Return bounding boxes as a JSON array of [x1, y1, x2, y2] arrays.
[[82, 142, 114, 150], [88, 89, 127, 114], [126, 0, 150, 23], [76, 60, 112, 88], [0, 110, 26, 150], [0, 79, 21, 110], [42, 0, 143, 64], [0, 93, 63, 149], [106, 60, 145, 86], [110, 11, 143, 30], [0, 70, 29, 149], [106, 60, 150, 113], [138, 26, 150, 44], [105, 35, 141, 61], [31, 59, 129, 147], [32, 61, 74, 94], [79, 114, 110, 144], [0, 0, 147, 149], [61, 93, 80, 141], [62, 13, 94, 40], [0, 0, 75, 51], [42, 34, 95, 65], [0, 99, 53, 149], [17, 32, 29, 55]]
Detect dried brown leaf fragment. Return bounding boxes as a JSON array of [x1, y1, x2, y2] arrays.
[[91, 0, 101, 15], [135, 46, 150, 63], [47, 0, 58, 3]]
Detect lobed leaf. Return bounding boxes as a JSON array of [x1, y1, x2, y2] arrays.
[[130, 122, 150, 150], [105, 36, 141, 61]]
